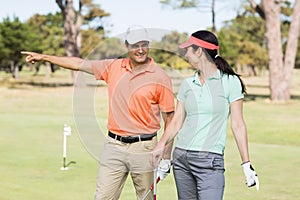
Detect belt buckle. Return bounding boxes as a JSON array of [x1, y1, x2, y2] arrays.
[[120, 136, 132, 144], [120, 136, 127, 143], [120, 136, 139, 144]]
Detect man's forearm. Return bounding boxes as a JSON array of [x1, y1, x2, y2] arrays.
[[43, 55, 92, 73], [162, 111, 175, 159], [21, 51, 94, 74]]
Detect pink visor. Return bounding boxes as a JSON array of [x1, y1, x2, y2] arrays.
[[179, 36, 219, 50]]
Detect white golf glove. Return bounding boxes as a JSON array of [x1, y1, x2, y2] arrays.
[[157, 159, 171, 181], [242, 161, 259, 190]]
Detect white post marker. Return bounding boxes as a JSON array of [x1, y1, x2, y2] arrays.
[[60, 124, 72, 170]]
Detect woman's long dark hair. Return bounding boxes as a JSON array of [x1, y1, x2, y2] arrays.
[[191, 30, 246, 94]]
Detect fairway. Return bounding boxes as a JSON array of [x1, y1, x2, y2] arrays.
[[1, 68, 300, 200]]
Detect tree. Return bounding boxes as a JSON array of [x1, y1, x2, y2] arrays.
[[55, 0, 110, 82], [151, 31, 189, 69], [248, 0, 300, 102], [26, 13, 65, 75], [56, 0, 82, 58], [27, 14, 64, 53], [0, 17, 35, 78], [55, 0, 110, 57], [219, 8, 268, 76], [83, 34, 125, 59]]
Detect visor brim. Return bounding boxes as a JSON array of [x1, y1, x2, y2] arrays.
[[179, 41, 193, 49]]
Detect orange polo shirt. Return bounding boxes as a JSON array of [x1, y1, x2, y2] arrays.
[[91, 58, 174, 136]]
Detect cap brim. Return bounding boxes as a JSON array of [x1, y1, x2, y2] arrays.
[[127, 38, 151, 45], [179, 41, 193, 48]]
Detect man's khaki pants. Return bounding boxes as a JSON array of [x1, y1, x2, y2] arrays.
[[94, 136, 157, 200]]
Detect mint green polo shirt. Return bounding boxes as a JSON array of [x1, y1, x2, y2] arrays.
[[175, 70, 244, 154]]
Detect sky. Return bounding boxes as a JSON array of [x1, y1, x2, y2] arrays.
[[0, 0, 243, 36]]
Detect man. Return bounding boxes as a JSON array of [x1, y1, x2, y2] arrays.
[[21, 25, 174, 200]]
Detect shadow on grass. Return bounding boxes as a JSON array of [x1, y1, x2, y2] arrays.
[[247, 84, 269, 88], [245, 93, 300, 101], [6, 80, 107, 89], [12, 81, 74, 87]]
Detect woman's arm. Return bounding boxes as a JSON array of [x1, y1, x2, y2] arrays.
[[231, 99, 259, 190], [151, 100, 186, 166], [230, 99, 249, 163]]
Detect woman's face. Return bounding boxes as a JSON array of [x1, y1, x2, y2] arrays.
[[184, 46, 201, 69]]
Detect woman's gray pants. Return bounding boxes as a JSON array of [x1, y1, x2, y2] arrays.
[[173, 147, 225, 200]]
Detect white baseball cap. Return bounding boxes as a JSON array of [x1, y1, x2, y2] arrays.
[[125, 25, 151, 44]]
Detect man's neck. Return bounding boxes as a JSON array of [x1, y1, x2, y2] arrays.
[[130, 57, 149, 69]]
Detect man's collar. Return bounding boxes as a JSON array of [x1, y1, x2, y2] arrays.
[[121, 57, 155, 72]]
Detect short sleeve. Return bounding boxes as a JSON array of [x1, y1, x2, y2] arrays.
[[228, 75, 244, 103], [157, 75, 175, 113], [177, 79, 189, 102], [91, 59, 114, 82]]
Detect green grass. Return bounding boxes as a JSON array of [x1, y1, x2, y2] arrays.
[[0, 68, 300, 199]]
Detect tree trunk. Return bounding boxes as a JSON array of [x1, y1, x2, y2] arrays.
[[56, 0, 82, 83], [249, 0, 300, 102], [283, 0, 300, 100], [58, 0, 81, 57], [262, 0, 285, 102], [211, 0, 216, 33], [11, 61, 19, 79], [45, 62, 51, 78]]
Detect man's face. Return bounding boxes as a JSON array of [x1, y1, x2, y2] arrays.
[[126, 41, 150, 67]]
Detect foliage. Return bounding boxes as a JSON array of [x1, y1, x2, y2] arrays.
[[81, 0, 110, 31], [160, 0, 198, 8], [219, 7, 268, 72], [81, 28, 104, 58], [0, 17, 36, 71], [27, 12, 65, 56], [0, 1, 111, 75], [252, 0, 300, 101], [280, 0, 293, 17], [55, 0, 110, 60], [79, 0, 112, 59], [151, 31, 190, 69], [83, 35, 125, 59], [1, 0, 298, 77]]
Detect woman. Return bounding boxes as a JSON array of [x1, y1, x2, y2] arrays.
[[152, 30, 259, 200]]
